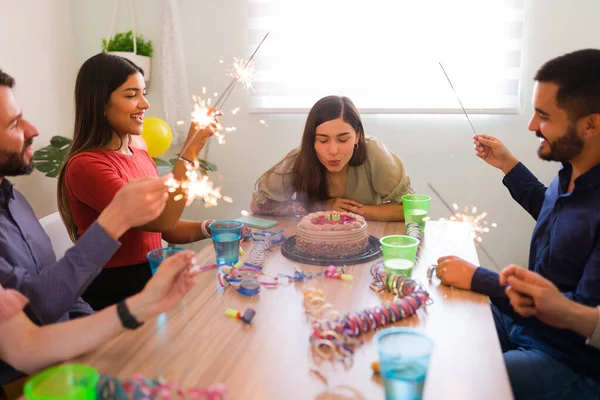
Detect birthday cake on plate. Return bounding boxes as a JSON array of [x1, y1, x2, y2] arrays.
[[295, 211, 369, 258]]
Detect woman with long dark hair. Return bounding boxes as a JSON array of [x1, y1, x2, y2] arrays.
[[251, 96, 413, 221], [57, 53, 220, 310]]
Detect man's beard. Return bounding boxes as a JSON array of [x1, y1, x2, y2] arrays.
[[0, 139, 35, 176], [537, 124, 584, 162]]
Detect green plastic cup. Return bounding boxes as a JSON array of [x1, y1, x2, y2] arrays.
[[380, 235, 420, 277], [24, 364, 99, 400], [402, 194, 431, 229]]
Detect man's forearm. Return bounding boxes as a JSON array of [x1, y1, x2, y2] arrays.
[[96, 203, 130, 240], [2, 223, 119, 324]]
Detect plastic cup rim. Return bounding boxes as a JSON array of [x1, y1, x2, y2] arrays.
[[209, 220, 244, 232], [380, 235, 420, 248], [147, 246, 186, 261]]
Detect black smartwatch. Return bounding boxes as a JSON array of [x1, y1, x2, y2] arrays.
[[116, 299, 144, 330]]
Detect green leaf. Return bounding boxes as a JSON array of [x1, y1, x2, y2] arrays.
[[49, 135, 72, 148], [197, 158, 217, 172], [152, 157, 172, 167], [32, 136, 72, 178], [157, 157, 217, 176]]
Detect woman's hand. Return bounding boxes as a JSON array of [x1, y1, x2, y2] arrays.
[[182, 108, 223, 154], [324, 198, 363, 214]]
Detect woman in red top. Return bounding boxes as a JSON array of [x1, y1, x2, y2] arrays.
[[57, 53, 223, 311]]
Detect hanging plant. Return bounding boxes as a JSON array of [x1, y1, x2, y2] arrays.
[[102, 29, 153, 82], [101, 30, 153, 57]]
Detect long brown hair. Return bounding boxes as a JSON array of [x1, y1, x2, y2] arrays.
[[57, 53, 143, 242], [258, 96, 367, 204]]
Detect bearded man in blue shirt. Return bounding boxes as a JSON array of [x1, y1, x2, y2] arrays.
[[434, 49, 600, 399], [0, 69, 171, 385]]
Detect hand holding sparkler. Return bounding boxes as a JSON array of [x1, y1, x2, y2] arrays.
[[181, 107, 222, 156], [474, 134, 519, 174]]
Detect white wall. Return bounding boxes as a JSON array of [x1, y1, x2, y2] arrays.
[[0, 0, 76, 218], [5, 0, 599, 266]]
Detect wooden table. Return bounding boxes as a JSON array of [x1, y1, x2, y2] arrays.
[[76, 218, 513, 400]]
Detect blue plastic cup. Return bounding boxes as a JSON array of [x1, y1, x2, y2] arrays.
[[147, 247, 186, 275], [210, 220, 243, 264], [375, 328, 434, 400]]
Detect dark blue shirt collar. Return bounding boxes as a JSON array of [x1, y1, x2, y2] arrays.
[[0, 178, 15, 207], [558, 162, 600, 194]]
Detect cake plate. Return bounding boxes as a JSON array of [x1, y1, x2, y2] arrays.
[[281, 235, 381, 266]]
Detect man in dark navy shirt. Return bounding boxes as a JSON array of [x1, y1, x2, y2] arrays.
[[0, 69, 170, 384], [434, 49, 600, 399]]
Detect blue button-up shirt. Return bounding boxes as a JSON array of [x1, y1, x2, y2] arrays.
[[471, 162, 600, 379], [0, 178, 120, 384]]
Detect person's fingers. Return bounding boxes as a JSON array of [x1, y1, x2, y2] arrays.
[[506, 275, 542, 299], [505, 287, 534, 307], [159, 251, 195, 279], [435, 266, 445, 279], [437, 255, 457, 264], [513, 305, 537, 318], [339, 205, 356, 213], [505, 265, 544, 285], [475, 136, 497, 146], [475, 133, 495, 141], [499, 265, 521, 285], [341, 199, 363, 207]]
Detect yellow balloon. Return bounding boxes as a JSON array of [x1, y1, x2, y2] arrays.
[[141, 117, 173, 157]]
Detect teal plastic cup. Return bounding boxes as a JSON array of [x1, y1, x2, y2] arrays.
[[402, 194, 431, 229], [210, 220, 243, 264], [147, 247, 186, 275], [24, 364, 99, 400], [375, 328, 434, 400], [380, 235, 420, 277]]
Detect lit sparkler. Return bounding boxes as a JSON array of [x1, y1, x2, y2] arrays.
[[172, 32, 269, 208], [441, 203, 497, 243], [229, 57, 256, 91], [427, 183, 500, 269], [164, 162, 224, 207]]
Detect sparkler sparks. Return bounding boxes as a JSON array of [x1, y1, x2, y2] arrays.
[[229, 57, 256, 91], [440, 203, 498, 243], [164, 162, 224, 207], [427, 182, 500, 269], [189, 90, 237, 145], [172, 33, 269, 209]]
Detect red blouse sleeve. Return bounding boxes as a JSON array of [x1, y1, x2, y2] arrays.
[[65, 153, 127, 212]]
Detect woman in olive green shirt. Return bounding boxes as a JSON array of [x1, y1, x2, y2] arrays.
[[250, 96, 414, 221]]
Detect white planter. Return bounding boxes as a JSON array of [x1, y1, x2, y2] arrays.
[[106, 52, 151, 83]]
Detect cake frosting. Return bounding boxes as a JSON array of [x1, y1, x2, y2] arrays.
[[295, 211, 369, 258]]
